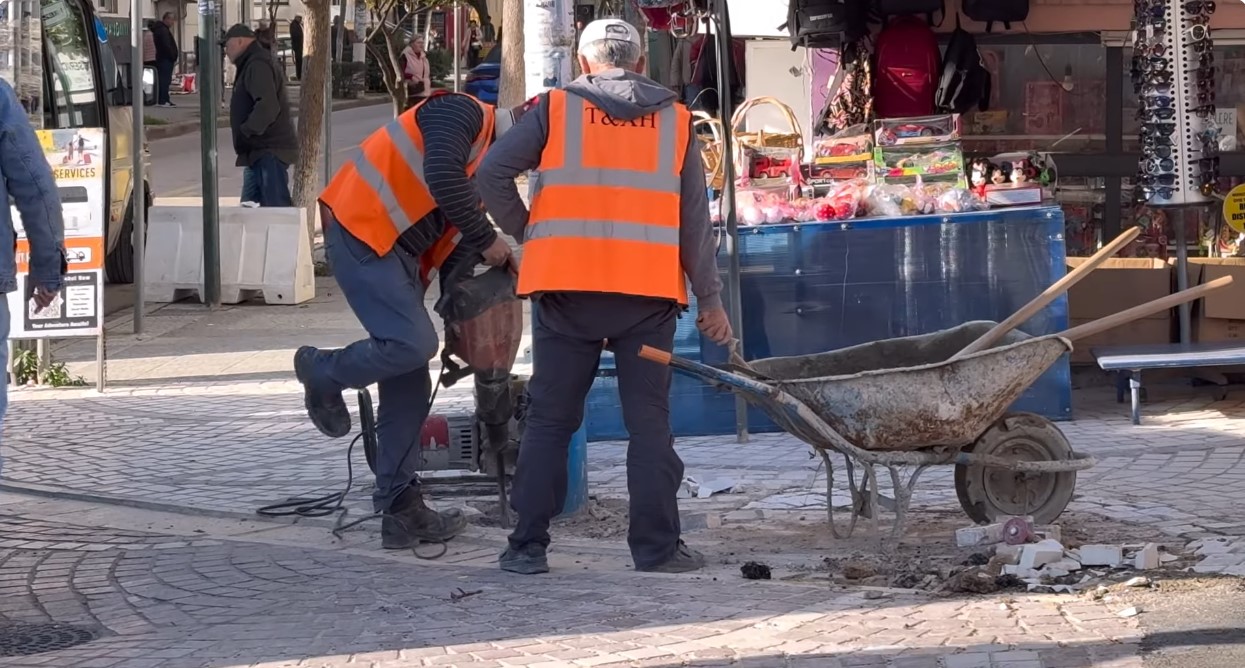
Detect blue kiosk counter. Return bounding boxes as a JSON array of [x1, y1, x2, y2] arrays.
[[585, 205, 1072, 441]]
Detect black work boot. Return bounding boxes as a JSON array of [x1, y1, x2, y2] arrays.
[[637, 541, 705, 574], [381, 487, 468, 550], [293, 346, 351, 438], [499, 543, 549, 575]]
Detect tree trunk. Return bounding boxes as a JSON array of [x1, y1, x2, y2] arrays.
[[497, 0, 524, 108], [293, 0, 331, 242], [521, 0, 572, 100]]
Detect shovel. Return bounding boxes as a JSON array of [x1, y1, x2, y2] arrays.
[[952, 226, 1142, 360]]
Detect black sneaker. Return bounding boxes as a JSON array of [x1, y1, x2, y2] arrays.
[[293, 346, 351, 438], [382, 487, 467, 549], [499, 544, 549, 575], [637, 541, 705, 573]]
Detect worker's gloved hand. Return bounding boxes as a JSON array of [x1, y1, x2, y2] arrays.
[[696, 306, 733, 346], [481, 236, 513, 268]]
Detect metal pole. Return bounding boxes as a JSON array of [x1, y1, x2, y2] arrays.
[[1175, 209, 1191, 344], [131, 0, 146, 334], [711, 0, 747, 443], [453, 3, 461, 92], [199, 0, 222, 307], [324, 7, 334, 187]]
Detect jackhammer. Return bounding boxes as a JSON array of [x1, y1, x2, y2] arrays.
[[429, 263, 526, 526]]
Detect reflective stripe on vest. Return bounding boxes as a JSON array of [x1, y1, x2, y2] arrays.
[[418, 228, 464, 288], [517, 90, 690, 304], [318, 93, 495, 257]]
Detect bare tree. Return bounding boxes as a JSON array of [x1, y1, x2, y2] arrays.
[[364, 0, 453, 118], [497, 0, 524, 108], [292, 0, 331, 240]]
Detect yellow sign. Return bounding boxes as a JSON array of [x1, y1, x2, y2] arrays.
[[1224, 183, 1245, 234]]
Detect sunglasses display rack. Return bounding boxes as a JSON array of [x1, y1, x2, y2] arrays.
[[1132, 0, 1219, 207]]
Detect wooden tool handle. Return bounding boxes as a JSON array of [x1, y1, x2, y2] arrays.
[[1058, 275, 1234, 342], [954, 226, 1142, 359], [637, 345, 673, 365]]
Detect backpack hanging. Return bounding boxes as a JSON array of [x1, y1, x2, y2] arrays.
[[781, 0, 849, 51], [872, 16, 940, 119], [935, 15, 992, 113], [875, 0, 944, 27], [962, 0, 1029, 32]]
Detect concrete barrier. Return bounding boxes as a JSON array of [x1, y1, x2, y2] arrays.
[[145, 199, 315, 305]]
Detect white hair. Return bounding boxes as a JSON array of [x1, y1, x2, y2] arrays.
[[580, 39, 642, 69]]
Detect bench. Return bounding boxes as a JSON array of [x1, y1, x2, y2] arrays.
[[1092, 342, 1245, 425]]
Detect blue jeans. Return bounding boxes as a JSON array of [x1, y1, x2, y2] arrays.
[[240, 154, 293, 207], [0, 298, 10, 477], [314, 215, 440, 511]]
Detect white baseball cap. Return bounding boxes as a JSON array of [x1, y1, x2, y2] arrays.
[[577, 18, 642, 56]]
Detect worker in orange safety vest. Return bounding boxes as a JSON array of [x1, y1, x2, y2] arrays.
[[476, 19, 733, 576], [293, 91, 531, 551]]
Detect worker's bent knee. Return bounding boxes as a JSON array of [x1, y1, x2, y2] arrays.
[[376, 334, 438, 372]]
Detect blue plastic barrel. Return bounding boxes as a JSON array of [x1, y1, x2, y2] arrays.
[[528, 300, 590, 518]]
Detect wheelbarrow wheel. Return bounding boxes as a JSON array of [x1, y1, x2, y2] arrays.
[[954, 412, 1077, 526]]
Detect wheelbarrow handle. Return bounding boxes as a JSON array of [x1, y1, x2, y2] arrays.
[[637, 345, 674, 365]]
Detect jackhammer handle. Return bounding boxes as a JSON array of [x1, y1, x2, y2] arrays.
[[637, 345, 674, 366]]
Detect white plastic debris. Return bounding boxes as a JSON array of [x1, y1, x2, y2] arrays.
[[678, 475, 737, 499]]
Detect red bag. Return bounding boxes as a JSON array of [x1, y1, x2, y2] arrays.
[[872, 16, 940, 119]]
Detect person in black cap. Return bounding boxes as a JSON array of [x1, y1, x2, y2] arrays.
[[223, 23, 297, 207]]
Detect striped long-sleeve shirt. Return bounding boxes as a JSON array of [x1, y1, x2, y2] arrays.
[[395, 93, 498, 263]]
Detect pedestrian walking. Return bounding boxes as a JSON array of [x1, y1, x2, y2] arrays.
[[294, 91, 532, 551], [0, 78, 66, 477], [149, 13, 179, 107], [222, 24, 296, 207], [476, 18, 732, 576], [289, 16, 304, 80]]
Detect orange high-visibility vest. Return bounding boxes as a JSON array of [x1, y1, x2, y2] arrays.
[[418, 226, 463, 288], [319, 92, 495, 258], [517, 90, 691, 305]]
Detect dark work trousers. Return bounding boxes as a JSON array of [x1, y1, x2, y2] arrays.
[[312, 208, 440, 512], [155, 58, 175, 105], [509, 293, 684, 569]]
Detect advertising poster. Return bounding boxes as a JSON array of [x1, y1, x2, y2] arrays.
[[8, 127, 106, 338]]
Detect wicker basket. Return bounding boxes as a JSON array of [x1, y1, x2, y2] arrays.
[[693, 111, 726, 190], [732, 96, 805, 156]]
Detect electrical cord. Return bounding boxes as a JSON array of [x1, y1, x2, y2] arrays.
[[256, 369, 451, 560]]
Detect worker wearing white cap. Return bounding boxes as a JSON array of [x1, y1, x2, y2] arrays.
[[477, 18, 731, 576]]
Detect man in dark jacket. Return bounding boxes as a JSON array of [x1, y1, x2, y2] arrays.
[[223, 24, 297, 207], [289, 16, 304, 80], [149, 13, 178, 107]]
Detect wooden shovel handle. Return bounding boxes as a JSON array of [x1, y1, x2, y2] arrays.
[[1058, 275, 1234, 342], [954, 226, 1142, 358]]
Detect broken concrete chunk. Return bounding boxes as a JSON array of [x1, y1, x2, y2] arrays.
[[1047, 558, 1082, 572], [1135, 543, 1160, 570], [1124, 576, 1152, 588], [1080, 545, 1124, 567], [1117, 606, 1141, 618], [1019, 539, 1066, 571], [1034, 525, 1062, 543], [1160, 553, 1179, 564], [995, 543, 1022, 561]]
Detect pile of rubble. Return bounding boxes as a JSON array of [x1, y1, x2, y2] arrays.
[[948, 516, 1180, 595]]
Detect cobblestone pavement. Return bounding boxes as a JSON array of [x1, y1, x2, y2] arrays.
[[2, 284, 1244, 666], [0, 497, 1147, 668]]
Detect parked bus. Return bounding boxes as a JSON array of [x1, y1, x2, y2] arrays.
[[32, 0, 155, 284]]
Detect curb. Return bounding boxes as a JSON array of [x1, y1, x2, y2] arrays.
[[145, 95, 390, 141]]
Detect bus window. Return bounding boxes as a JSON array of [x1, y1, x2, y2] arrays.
[[41, 0, 103, 128]]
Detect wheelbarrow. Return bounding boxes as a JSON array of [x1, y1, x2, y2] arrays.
[[639, 273, 1234, 539]]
